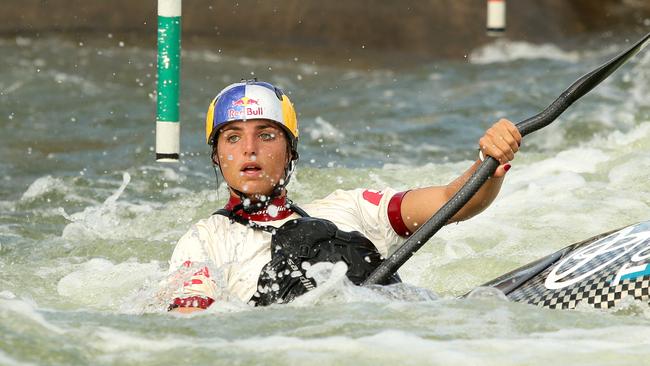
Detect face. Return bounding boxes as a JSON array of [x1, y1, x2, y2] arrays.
[[213, 119, 290, 199]]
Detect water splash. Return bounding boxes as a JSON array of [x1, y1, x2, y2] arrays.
[[470, 39, 580, 64]]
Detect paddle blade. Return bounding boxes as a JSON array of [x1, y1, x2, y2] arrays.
[[517, 32, 650, 136]]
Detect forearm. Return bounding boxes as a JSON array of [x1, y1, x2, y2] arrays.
[[400, 160, 504, 232], [444, 159, 504, 222], [400, 118, 519, 233]]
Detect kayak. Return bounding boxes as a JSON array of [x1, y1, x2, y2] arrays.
[[476, 220, 650, 309]]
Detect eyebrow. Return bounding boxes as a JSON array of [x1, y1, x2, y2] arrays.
[[220, 122, 279, 133]]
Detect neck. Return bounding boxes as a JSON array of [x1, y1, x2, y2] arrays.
[[228, 188, 286, 203], [224, 194, 293, 221]]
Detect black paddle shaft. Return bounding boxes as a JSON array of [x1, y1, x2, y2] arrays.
[[363, 32, 650, 286]]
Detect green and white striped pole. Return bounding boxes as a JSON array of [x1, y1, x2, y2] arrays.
[[155, 0, 182, 162]]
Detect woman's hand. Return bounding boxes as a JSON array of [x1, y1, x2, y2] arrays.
[[478, 118, 522, 177]]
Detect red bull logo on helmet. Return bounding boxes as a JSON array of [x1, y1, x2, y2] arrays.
[[228, 97, 263, 119], [231, 97, 259, 106]]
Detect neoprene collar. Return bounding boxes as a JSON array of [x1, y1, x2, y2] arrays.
[[224, 195, 295, 221]]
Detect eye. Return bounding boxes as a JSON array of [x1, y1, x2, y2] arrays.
[[259, 132, 276, 141], [225, 134, 240, 143]]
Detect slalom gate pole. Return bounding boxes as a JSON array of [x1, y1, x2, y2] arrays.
[[155, 0, 182, 162], [486, 0, 506, 36]]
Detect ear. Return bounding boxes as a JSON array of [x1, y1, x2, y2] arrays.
[[212, 149, 220, 166]]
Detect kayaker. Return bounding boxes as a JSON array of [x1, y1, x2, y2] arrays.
[[168, 79, 522, 313]]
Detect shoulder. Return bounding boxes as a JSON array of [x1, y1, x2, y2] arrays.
[[301, 187, 410, 240], [173, 214, 236, 257], [181, 214, 231, 238], [299, 188, 399, 227], [305, 188, 401, 211]]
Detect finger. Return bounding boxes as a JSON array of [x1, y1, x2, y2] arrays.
[[493, 137, 515, 162], [485, 130, 515, 162], [493, 122, 519, 151], [501, 119, 523, 147], [479, 138, 504, 164], [479, 136, 490, 156], [501, 128, 520, 154], [493, 163, 511, 177]]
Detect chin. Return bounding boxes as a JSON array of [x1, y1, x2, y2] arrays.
[[236, 185, 275, 199]]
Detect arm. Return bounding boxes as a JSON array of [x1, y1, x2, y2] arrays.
[[400, 119, 522, 232], [167, 224, 221, 313], [167, 265, 218, 314]]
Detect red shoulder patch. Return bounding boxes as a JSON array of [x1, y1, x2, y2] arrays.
[[362, 190, 384, 206]]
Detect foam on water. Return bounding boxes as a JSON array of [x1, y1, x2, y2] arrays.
[[306, 116, 346, 142], [470, 39, 580, 64], [79, 315, 650, 365], [56, 258, 165, 311], [0, 351, 38, 366], [0, 296, 63, 334], [287, 262, 438, 308], [20, 175, 70, 201]]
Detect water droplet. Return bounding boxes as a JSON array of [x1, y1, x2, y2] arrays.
[[267, 204, 279, 217]]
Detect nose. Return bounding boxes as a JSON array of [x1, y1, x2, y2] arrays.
[[241, 133, 258, 157]]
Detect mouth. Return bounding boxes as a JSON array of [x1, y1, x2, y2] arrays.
[[240, 162, 263, 176]]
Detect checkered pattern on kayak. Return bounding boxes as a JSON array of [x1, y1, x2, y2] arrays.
[[506, 221, 650, 309]]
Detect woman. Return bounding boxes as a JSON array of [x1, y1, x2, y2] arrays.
[[168, 80, 521, 313]]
